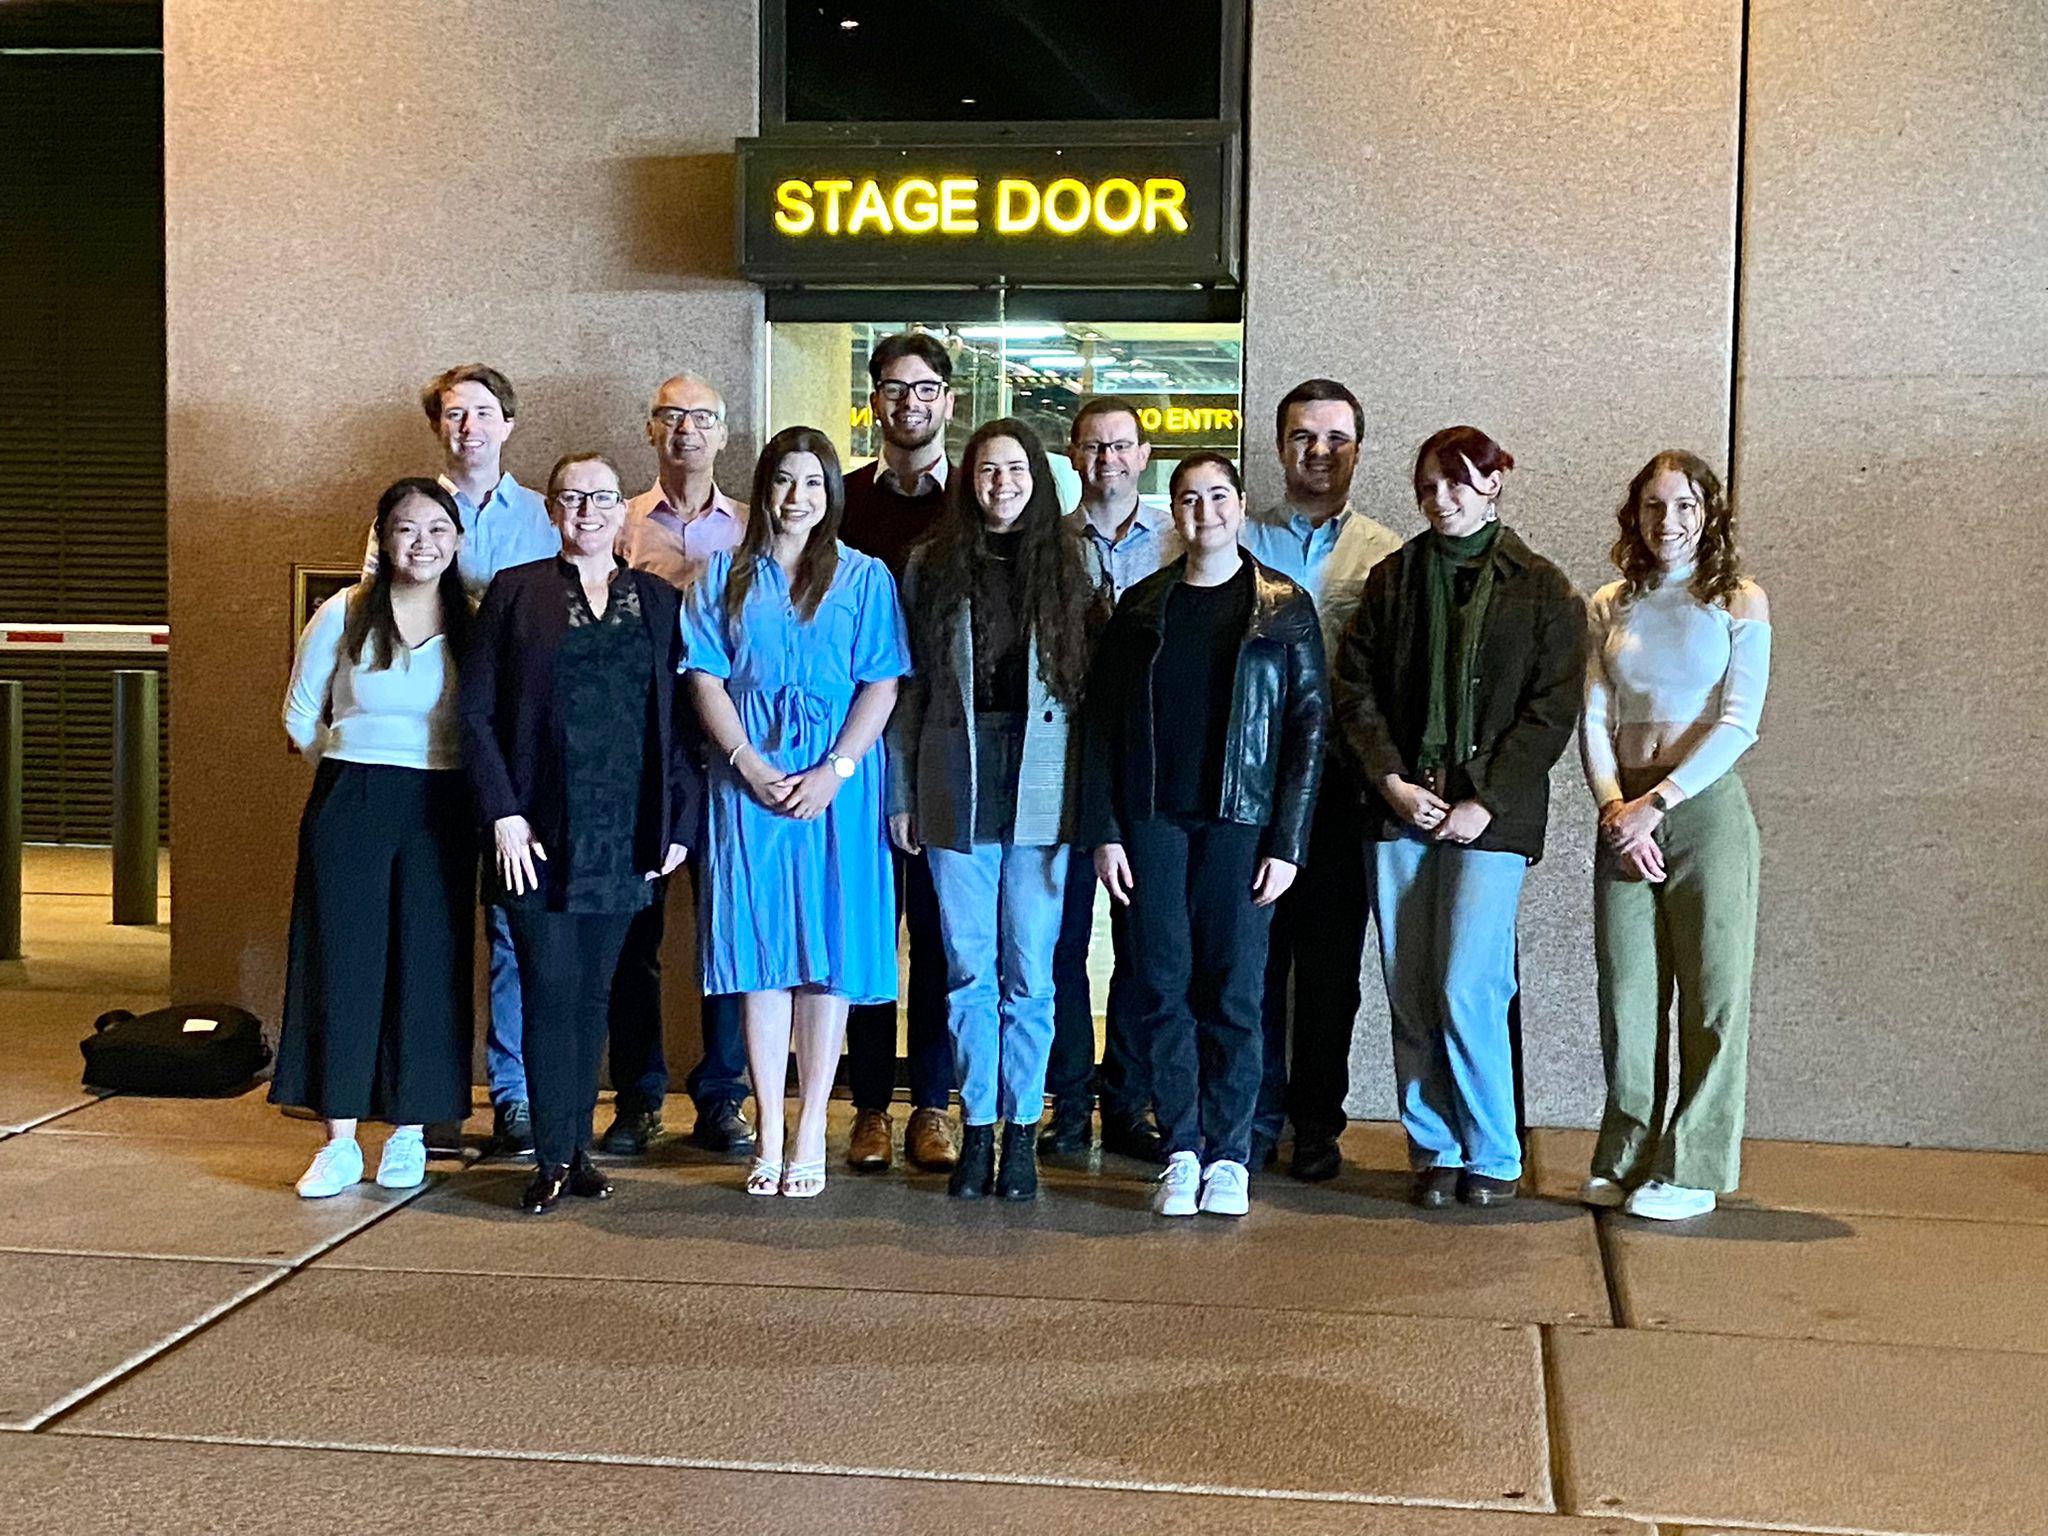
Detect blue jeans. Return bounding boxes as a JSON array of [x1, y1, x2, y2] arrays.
[[483, 901, 527, 1106], [1374, 832, 1528, 1181], [926, 840, 1069, 1125]]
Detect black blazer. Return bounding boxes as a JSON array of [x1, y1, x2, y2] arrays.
[[1330, 526, 1586, 861], [459, 557, 702, 888], [1079, 554, 1328, 866]]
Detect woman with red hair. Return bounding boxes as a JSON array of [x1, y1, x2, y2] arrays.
[[1331, 427, 1585, 1209]]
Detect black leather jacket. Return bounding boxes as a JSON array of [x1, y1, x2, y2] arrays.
[[1079, 553, 1328, 865]]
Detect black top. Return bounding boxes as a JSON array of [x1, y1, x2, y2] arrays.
[[973, 528, 1029, 714], [550, 566, 655, 914], [1152, 561, 1254, 816], [840, 460, 950, 579], [459, 556, 703, 911]]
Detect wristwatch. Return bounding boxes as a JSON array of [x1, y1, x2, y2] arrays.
[[826, 751, 857, 780]]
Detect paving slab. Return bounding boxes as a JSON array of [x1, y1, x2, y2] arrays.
[[1550, 1325, 2048, 1534], [63, 1268, 1555, 1509], [35, 1083, 496, 1148], [0, 1131, 427, 1263], [0, 994, 126, 1131], [1607, 1205, 2048, 1352], [0, 1251, 280, 1428], [318, 1142, 1608, 1326], [0, 1435, 1650, 1536], [0, 893, 170, 994], [1530, 1126, 2048, 1224]]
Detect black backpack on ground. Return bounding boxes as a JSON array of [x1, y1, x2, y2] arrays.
[[80, 1004, 272, 1095]]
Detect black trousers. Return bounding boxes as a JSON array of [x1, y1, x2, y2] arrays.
[[1125, 816, 1274, 1166], [1259, 759, 1375, 1147], [504, 905, 635, 1168], [1046, 846, 1151, 1123], [607, 866, 750, 1116], [844, 847, 952, 1111], [272, 761, 474, 1124]]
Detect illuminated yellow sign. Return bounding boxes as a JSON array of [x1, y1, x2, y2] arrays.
[[1140, 404, 1240, 436], [773, 175, 1190, 239]]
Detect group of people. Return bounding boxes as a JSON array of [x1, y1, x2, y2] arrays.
[[274, 331, 1771, 1225]]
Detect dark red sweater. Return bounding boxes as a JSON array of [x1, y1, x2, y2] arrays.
[[839, 460, 950, 580]]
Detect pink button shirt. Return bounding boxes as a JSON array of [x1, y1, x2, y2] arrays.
[[619, 483, 747, 590]]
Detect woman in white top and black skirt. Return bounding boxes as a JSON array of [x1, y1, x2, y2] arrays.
[[1580, 450, 1771, 1221], [275, 478, 476, 1198]]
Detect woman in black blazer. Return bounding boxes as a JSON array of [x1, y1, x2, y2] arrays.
[[460, 451, 702, 1214]]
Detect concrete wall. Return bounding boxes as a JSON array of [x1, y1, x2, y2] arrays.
[[166, 0, 2046, 1147], [1247, 0, 2047, 1146], [164, 1, 760, 1020]]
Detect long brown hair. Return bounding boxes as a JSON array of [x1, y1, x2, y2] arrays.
[[342, 478, 469, 670], [726, 427, 845, 624], [1611, 450, 1743, 608], [917, 417, 1105, 708]]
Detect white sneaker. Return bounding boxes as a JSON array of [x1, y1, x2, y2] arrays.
[[1625, 1180, 1717, 1221], [1198, 1159, 1250, 1217], [1579, 1175, 1627, 1208], [295, 1137, 364, 1198], [1154, 1150, 1201, 1217], [375, 1129, 428, 1190]]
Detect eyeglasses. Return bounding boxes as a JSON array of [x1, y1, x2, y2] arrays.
[[552, 489, 622, 512], [1077, 439, 1139, 458], [652, 407, 722, 430], [877, 379, 947, 403]]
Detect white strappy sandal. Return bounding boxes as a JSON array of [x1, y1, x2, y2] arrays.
[[780, 1157, 827, 1199], [745, 1156, 784, 1197]]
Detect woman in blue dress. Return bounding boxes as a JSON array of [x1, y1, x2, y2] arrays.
[[682, 426, 911, 1199]]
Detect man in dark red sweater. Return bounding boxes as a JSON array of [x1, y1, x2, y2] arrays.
[[839, 331, 959, 1172]]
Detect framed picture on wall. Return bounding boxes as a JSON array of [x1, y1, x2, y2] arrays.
[[290, 564, 359, 645], [287, 565, 361, 754]]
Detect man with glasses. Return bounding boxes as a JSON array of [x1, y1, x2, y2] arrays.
[[599, 373, 753, 1158], [1239, 378, 1402, 1182], [1041, 396, 1182, 1161], [361, 365, 559, 1157], [837, 331, 959, 1173]]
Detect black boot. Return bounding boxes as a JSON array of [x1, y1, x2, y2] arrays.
[[567, 1148, 613, 1200], [996, 1120, 1039, 1201], [949, 1122, 996, 1199]]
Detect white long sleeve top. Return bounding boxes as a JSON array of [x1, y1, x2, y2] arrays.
[[1581, 567, 1771, 806], [283, 588, 461, 769]]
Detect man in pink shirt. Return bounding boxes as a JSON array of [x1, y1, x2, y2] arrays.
[[602, 372, 751, 1159], [619, 372, 747, 588]]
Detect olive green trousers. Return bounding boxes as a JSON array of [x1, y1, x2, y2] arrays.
[[1591, 771, 1759, 1192]]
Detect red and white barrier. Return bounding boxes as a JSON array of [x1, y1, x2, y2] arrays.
[[0, 625, 168, 653]]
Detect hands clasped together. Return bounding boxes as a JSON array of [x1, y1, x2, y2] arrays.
[[734, 743, 843, 823]]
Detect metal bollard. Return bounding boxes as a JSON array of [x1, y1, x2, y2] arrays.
[[0, 680, 20, 958], [111, 669, 160, 925]]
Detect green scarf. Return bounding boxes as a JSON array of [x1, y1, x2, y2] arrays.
[[1417, 520, 1504, 771]]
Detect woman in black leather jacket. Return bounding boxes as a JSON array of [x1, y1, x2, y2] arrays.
[[1079, 453, 1327, 1220]]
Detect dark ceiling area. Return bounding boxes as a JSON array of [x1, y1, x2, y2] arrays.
[[0, 0, 160, 49]]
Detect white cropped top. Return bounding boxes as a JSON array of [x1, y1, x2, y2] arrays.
[[1581, 568, 1771, 805], [283, 587, 461, 769]]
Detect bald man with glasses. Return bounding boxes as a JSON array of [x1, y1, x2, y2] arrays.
[[599, 373, 753, 1160]]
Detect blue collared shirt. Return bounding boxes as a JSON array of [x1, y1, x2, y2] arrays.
[[1066, 497, 1183, 602], [1239, 499, 1404, 657], [361, 471, 561, 603]]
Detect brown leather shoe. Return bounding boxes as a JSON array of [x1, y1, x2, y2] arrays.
[[847, 1108, 893, 1170], [905, 1106, 958, 1171]]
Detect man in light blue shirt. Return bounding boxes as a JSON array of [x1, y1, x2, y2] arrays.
[[1239, 379, 1402, 1182], [1044, 398, 1184, 1163], [363, 364, 558, 1156], [361, 364, 558, 602]]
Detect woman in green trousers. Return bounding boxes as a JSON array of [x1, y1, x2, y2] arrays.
[[1579, 450, 1771, 1221]]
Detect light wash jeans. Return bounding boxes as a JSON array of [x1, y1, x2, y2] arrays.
[[927, 840, 1070, 1125], [1374, 831, 1528, 1180], [483, 902, 528, 1106]]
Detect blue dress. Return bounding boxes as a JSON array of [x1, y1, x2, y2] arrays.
[[681, 545, 912, 1003]]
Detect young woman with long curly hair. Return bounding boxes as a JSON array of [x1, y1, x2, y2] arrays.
[[886, 417, 1108, 1200], [1579, 449, 1772, 1221]]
